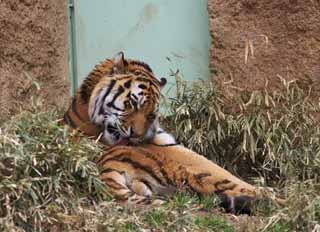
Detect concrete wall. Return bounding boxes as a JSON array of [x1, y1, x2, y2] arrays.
[[69, 0, 211, 101]]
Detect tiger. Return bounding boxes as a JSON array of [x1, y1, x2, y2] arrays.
[[63, 52, 175, 146], [63, 52, 284, 214]]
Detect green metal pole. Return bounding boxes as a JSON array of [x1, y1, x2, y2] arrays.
[[67, 0, 78, 96]]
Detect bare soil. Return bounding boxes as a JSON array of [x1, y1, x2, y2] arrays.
[[208, 0, 320, 97], [0, 0, 69, 121]]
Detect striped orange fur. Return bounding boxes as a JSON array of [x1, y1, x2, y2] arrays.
[[96, 143, 283, 214]]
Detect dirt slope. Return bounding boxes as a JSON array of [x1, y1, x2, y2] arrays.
[[208, 0, 320, 96], [0, 0, 69, 120]]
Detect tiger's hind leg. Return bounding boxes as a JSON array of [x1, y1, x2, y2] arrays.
[[100, 169, 155, 204], [100, 169, 132, 200], [97, 146, 178, 205]]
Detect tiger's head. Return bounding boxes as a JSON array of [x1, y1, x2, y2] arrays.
[[88, 52, 166, 145]]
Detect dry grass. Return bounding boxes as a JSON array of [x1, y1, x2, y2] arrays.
[[165, 74, 320, 185], [0, 109, 235, 231], [0, 109, 108, 231], [0, 75, 319, 231], [164, 73, 320, 231]]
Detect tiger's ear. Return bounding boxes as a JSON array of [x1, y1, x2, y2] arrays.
[[159, 77, 167, 89], [113, 51, 126, 74]]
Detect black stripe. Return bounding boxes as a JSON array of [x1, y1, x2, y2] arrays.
[[109, 112, 117, 116], [138, 84, 147, 89], [95, 145, 132, 164], [98, 79, 116, 115], [127, 94, 138, 110], [109, 86, 125, 104], [106, 124, 117, 133], [122, 158, 167, 185], [134, 70, 154, 78], [96, 148, 174, 188], [124, 80, 132, 88], [135, 148, 174, 186], [96, 147, 173, 187], [71, 98, 85, 121], [187, 184, 201, 195], [195, 173, 212, 179], [214, 180, 237, 193], [139, 179, 154, 192], [159, 166, 175, 186], [193, 173, 212, 187], [107, 102, 125, 111], [136, 77, 158, 87], [106, 85, 125, 112], [131, 93, 138, 100], [150, 85, 161, 96], [100, 168, 125, 175], [92, 89, 103, 121], [104, 157, 166, 186], [63, 112, 76, 129], [140, 198, 152, 204], [95, 145, 126, 164], [149, 143, 178, 147], [101, 177, 126, 190], [221, 184, 237, 191], [118, 125, 127, 134], [96, 154, 109, 164], [130, 60, 153, 73]]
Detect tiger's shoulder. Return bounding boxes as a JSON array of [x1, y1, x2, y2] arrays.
[[61, 58, 114, 137]]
